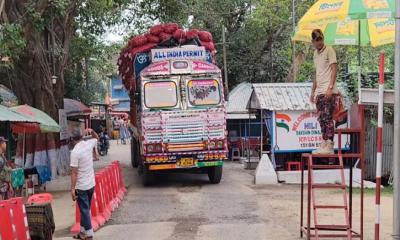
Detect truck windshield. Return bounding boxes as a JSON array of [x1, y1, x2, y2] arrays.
[[187, 79, 221, 106], [144, 81, 178, 108]]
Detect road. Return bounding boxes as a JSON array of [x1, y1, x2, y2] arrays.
[[54, 141, 393, 240], [105, 163, 300, 240]]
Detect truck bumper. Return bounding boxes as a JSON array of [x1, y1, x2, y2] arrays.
[[148, 160, 223, 171]]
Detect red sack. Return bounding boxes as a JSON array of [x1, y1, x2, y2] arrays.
[[135, 43, 157, 54], [159, 32, 172, 42], [186, 29, 199, 39], [164, 23, 179, 34], [122, 78, 131, 90], [198, 31, 213, 42], [150, 24, 164, 36], [201, 41, 216, 52], [173, 29, 186, 40], [130, 35, 148, 47], [145, 33, 160, 43]]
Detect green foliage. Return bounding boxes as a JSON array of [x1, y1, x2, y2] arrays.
[[125, 0, 317, 87], [0, 24, 26, 63], [64, 34, 122, 104]]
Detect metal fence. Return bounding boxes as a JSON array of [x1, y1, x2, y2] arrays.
[[365, 121, 394, 180]]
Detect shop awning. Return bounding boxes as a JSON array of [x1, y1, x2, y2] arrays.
[[64, 98, 91, 117], [11, 105, 60, 133], [0, 104, 37, 123]]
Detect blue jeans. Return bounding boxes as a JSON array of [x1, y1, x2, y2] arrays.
[[76, 187, 95, 235]]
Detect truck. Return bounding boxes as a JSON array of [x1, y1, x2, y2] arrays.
[[118, 24, 227, 185]]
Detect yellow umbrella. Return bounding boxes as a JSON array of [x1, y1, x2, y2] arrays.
[[298, 0, 395, 28], [293, 18, 395, 47]]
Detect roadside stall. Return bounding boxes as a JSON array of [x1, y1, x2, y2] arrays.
[[247, 82, 350, 171], [226, 82, 261, 163], [64, 98, 91, 135], [0, 104, 38, 198], [11, 105, 60, 192]]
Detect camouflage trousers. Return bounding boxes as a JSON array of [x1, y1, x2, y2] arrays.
[[316, 94, 338, 141]]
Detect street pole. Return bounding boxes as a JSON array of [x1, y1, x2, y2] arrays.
[[375, 53, 385, 240], [393, 0, 400, 239], [222, 26, 229, 95], [292, 0, 296, 81]]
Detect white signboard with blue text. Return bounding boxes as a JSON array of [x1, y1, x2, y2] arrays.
[[151, 46, 207, 62], [272, 110, 350, 153]]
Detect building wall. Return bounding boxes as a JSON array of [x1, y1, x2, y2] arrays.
[[110, 77, 130, 111]]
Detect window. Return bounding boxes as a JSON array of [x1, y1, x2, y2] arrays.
[[144, 81, 178, 108], [187, 80, 221, 106]]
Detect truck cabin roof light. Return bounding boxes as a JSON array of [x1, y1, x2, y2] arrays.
[[173, 61, 189, 69]]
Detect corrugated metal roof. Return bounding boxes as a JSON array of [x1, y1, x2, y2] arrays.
[[227, 82, 253, 114], [250, 83, 314, 110], [249, 82, 349, 111]]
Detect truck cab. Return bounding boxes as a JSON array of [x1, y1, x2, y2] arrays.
[[130, 47, 227, 185]]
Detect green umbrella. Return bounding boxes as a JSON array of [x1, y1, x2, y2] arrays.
[[0, 105, 36, 123], [11, 105, 60, 133]]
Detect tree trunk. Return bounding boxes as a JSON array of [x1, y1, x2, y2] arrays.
[[2, 0, 78, 177]]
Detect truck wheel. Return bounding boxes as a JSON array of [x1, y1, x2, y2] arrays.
[[208, 166, 223, 184], [142, 166, 154, 186], [131, 139, 139, 168]]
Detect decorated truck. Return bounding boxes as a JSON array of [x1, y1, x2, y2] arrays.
[[117, 23, 227, 185]]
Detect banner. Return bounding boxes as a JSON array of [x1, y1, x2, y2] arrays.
[[58, 109, 69, 140], [273, 110, 349, 153]]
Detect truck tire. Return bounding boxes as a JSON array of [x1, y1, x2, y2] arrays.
[[208, 166, 223, 184], [142, 166, 154, 186], [131, 139, 139, 168]]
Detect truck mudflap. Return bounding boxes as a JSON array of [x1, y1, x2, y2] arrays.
[[148, 160, 223, 171]]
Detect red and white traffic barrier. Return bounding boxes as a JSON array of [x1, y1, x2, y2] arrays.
[[0, 197, 31, 240], [375, 52, 385, 240], [71, 161, 126, 233]]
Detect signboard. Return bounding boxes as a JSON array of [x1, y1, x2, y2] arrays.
[[272, 110, 349, 153], [134, 48, 213, 77], [58, 109, 69, 140], [151, 46, 207, 62]]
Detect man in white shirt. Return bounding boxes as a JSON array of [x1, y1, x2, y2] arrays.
[[70, 128, 98, 240], [309, 29, 340, 154]]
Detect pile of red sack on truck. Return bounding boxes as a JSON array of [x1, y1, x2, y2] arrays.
[[117, 23, 217, 91]]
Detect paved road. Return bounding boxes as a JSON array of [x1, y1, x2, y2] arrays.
[[54, 141, 396, 240], [55, 141, 300, 240]]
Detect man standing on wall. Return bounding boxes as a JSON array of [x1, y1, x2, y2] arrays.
[[70, 128, 98, 240], [309, 29, 340, 154]]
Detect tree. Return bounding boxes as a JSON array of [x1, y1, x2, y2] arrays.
[[0, 0, 130, 118], [64, 36, 121, 105], [0, 0, 131, 176]]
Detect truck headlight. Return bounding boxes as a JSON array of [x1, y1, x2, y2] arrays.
[[147, 143, 162, 153], [209, 141, 216, 148], [147, 144, 154, 152]]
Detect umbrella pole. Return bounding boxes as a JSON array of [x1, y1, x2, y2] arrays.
[[358, 20, 362, 101], [22, 130, 25, 166]]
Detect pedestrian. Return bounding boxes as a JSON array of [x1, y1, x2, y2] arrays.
[[119, 118, 127, 144], [309, 29, 340, 154], [70, 128, 98, 240], [0, 137, 13, 200]]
